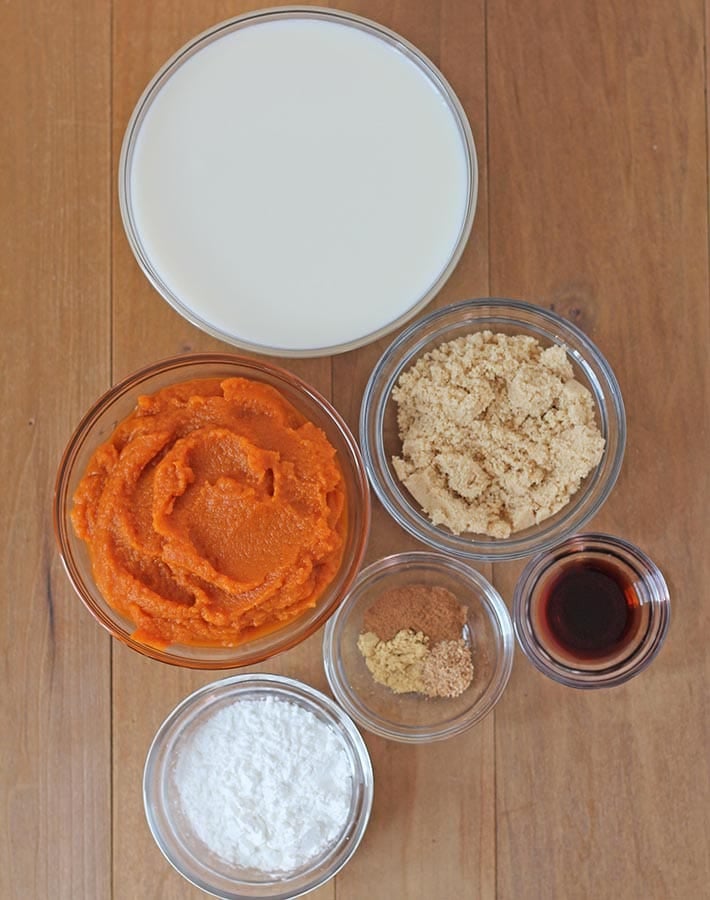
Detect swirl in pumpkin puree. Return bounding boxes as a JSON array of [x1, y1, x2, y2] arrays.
[[71, 377, 346, 648]]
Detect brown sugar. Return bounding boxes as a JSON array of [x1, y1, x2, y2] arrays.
[[391, 331, 605, 538], [363, 583, 466, 645]]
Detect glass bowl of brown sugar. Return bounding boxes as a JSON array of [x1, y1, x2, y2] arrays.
[[322, 551, 514, 743], [360, 298, 626, 562]]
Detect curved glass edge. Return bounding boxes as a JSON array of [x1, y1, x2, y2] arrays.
[[118, 6, 478, 358], [322, 552, 515, 743], [511, 533, 671, 690], [143, 674, 374, 898], [359, 299, 627, 562]]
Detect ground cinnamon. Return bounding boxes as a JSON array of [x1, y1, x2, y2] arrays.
[[363, 584, 466, 645]]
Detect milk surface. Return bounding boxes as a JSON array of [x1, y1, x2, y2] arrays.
[[128, 17, 472, 351]]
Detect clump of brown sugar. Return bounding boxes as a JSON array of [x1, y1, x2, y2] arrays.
[[391, 331, 605, 538], [357, 583, 473, 699]]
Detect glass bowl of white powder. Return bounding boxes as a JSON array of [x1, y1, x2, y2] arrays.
[[143, 674, 373, 898], [360, 298, 626, 562]]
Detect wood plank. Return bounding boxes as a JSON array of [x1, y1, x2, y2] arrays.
[[488, 1, 710, 897], [0, 0, 112, 897], [111, 3, 335, 897]]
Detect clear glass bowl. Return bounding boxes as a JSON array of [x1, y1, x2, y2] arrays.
[[360, 298, 626, 561], [118, 6, 477, 357], [53, 354, 370, 668], [513, 533, 670, 689], [143, 674, 374, 899], [323, 551, 514, 743]]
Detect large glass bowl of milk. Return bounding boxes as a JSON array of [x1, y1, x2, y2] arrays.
[[119, 7, 477, 357]]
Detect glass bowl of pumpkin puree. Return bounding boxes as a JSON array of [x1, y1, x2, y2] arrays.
[[53, 354, 371, 668]]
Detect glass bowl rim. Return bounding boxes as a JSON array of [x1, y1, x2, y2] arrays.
[[359, 297, 627, 562], [117, 5, 478, 358], [323, 550, 515, 743], [143, 672, 374, 899], [53, 352, 371, 669]]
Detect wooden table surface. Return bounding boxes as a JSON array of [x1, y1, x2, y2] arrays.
[[2, 1, 708, 898]]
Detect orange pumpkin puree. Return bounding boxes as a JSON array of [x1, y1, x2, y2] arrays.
[[71, 377, 347, 648]]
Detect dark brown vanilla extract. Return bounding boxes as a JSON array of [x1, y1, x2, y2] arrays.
[[539, 558, 642, 661]]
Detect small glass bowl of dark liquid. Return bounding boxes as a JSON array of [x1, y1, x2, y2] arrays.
[[513, 533, 670, 688]]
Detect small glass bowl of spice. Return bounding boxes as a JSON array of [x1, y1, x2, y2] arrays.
[[143, 674, 373, 898], [323, 551, 514, 743]]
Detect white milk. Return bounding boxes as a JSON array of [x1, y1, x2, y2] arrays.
[[126, 16, 473, 353]]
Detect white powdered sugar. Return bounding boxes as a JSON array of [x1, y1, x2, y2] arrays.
[[172, 696, 353, 874]]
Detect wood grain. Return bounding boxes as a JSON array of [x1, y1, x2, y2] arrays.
[[0, 1, 113, 898], [1, 0, 708, 898], [488, 1, 710, 897]]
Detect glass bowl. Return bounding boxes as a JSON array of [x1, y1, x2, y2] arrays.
[[143, 674, 373, 899], [53, 353, 370, 668], [513, 533, 670, 689], [323, 551, 514, 743], [360, 298, 626, 561], [118, 6, 477, 357]]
